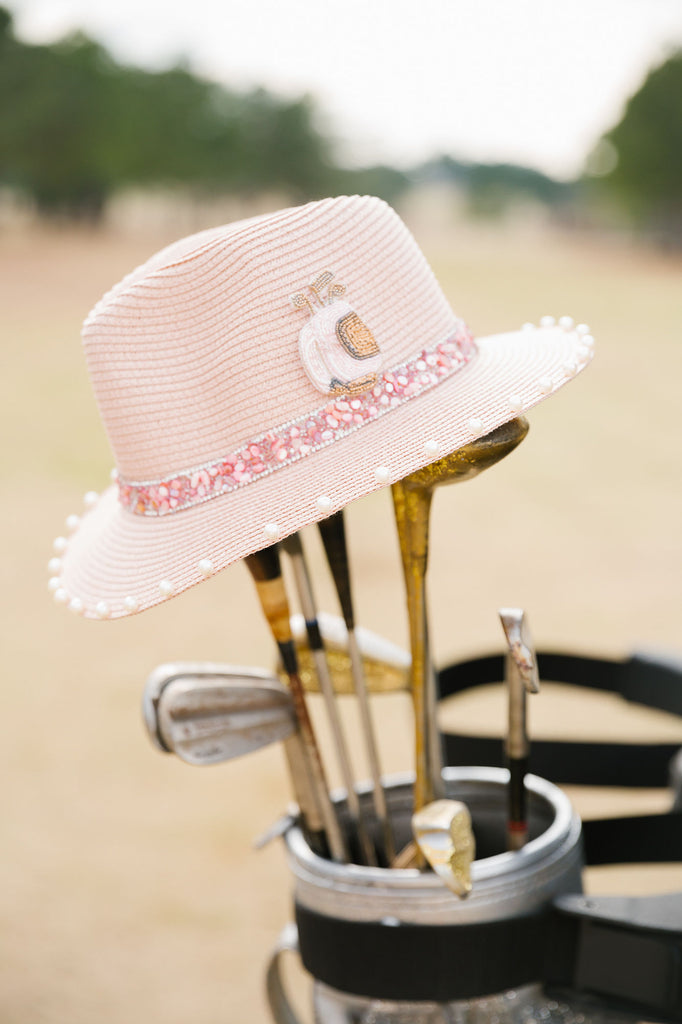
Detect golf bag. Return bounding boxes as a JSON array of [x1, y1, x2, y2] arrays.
[[266, 650, 682, 1024]]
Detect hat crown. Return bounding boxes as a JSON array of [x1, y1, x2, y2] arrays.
[[82, 195, 458, 481]]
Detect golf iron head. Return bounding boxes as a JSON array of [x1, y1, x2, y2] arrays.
[[143, 663, 297, 766]]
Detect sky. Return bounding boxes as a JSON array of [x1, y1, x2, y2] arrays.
[[6, 0, 682, 179]]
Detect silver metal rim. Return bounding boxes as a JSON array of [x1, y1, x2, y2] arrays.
[[285, 767, 583, 925]]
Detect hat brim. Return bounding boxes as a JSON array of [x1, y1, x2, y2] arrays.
[[55, 323, 592, 618]]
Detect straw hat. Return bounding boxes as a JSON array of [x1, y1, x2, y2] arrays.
[[48, 195, 594, 620]]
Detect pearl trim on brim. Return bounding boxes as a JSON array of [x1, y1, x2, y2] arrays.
[[51, 320, 593, 619]]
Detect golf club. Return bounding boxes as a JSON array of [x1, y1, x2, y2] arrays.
[[498, 607, 540, 850], [282, 532, 377, 865], [143, 663, 328, 855], [245, 546, 348, 863], [318, 510, 396, 863], [411, 798, 475, 897], [392, 418, 530, 823]]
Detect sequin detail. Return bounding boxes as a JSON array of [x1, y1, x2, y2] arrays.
[[118, 325, 475, 517]]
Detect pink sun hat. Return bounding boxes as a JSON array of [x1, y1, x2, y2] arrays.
[[48, 194, 594, 620]]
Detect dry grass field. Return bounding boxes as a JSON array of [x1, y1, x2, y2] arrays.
[[2, 210, 682, 1023]]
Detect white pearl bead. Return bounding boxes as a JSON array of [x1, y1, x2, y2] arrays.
[[68, 597, 84, 615], [576, 323, 590, 336], [264, 522, 280, 541], [374, 466, 390, 484], [95, 601, 110, 619], [83, 491, 99, 509], [423, 440, 439, 458], [53, 588, 68, 604], [48, 576, 61, 593], [123, 595, 139, 612], [540, 315, 555, 329], [65, 514, 80, 533], [521, 322, 535, 331], [577, 345, 591, 362], [53, 536, 68, 554], [48, 557, 62, 574], [538, 377, 554, 395], [467, 417, 483, 433], [558, 316, 574, 331], [198, 558, 214, 576], [110, 468, 119, 482], [581, 334, 594, 348], [507, 394, 523, 414], [159, 579, 173, 597], [563, 361, 578, 377], [316, 496, 332, 513]]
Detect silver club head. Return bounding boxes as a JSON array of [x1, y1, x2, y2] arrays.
[[142, 664, 296, 766], [498, 608, 540, 693]]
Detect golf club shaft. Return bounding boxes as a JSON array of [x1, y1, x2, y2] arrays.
[[499, 607, 539, 851], [318, 511, 396, 863], [245, 547, 348, 862], [346, 629, 394, 862], [282, 533, 377, 866], [391, 481, 443, 817], [281, 732, 329, 857], [506, 650, 530, 850]]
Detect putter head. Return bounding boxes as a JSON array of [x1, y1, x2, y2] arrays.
[[142, 664, 296, 765], [403, 417, 530, 490], [498, 608, 540, 693], [412, 799, 476, 897], [286, 612, 411, 695]]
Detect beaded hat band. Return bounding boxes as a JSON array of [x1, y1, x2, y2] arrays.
[[49, 195, 594, 619]]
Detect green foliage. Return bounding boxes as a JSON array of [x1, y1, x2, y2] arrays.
[[415, 154, 573, 216], [0, 6, 396, 220], [592, 50, 682, 235], [327, 163, 411, 207]]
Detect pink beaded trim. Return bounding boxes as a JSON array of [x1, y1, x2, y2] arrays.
[[118, 324, 476, 517]]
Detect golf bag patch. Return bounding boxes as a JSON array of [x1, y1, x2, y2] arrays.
[[291, 271, 382, 396]]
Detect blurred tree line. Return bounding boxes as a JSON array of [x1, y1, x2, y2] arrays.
[[413, 154, 575, 218], [1, 4, 680, 241], [0, 7, 406, 220], [592, 49, 682, 245]]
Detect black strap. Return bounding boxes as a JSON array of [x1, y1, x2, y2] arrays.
[[295, 902, 550, 1003], [438, 650, 682, 787], [582, 812, 682, 865], [295, 898, 682, 1020]]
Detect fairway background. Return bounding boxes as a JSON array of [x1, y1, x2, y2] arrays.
[[2, 214, 682, 1022]]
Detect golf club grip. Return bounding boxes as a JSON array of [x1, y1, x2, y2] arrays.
[[282, 537, 324, 651], [245, 545, 281, 582], [246, 551, 294, 651], [318, 511, 354, 629]]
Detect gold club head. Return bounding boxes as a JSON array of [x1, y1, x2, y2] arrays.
[[412, 799, 476, 897], [403, 417, 530, 492], [287, 612, 411, 696]]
